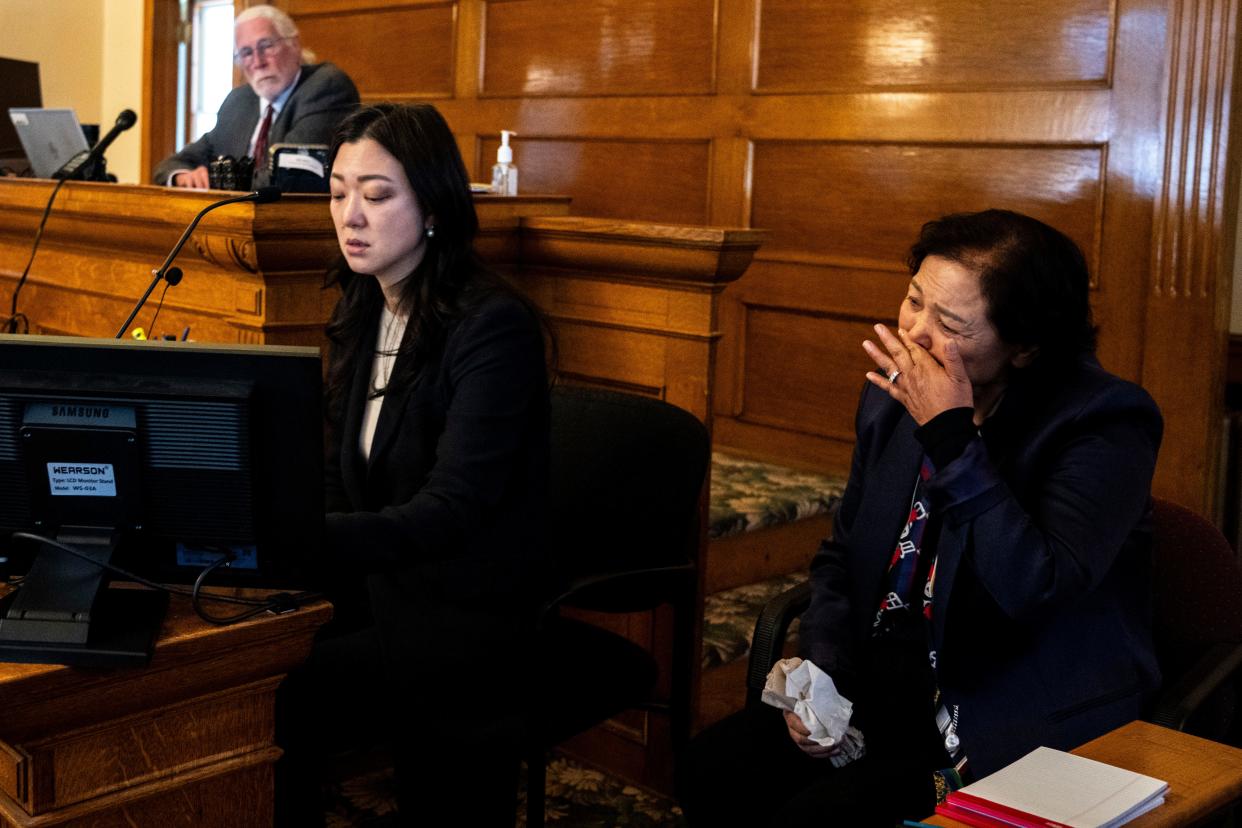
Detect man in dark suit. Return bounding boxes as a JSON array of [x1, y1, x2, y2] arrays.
[[152, 4, 358, 189]]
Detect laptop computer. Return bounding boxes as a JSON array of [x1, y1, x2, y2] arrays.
[[7, 108, 89, 179]]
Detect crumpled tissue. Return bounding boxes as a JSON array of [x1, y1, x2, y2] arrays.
[[761, 656, 866, 768]]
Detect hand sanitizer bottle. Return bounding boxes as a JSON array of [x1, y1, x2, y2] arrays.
[[491, 130, 519, 196]]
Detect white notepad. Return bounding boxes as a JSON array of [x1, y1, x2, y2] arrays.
[[940, 746, 1168, 828]]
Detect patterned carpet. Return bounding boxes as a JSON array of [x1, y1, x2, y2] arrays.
[[325, 751, 686, 827]]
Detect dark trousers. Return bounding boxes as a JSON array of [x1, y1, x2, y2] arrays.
[[676, 637, 950, 827], [275, 624, 386, 827], [275, 576, 530, 827]]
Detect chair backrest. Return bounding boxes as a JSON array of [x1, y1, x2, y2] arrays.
[[1148, 497, 1242, 738], [1150, 497, 1242, 656], [547, 385, 710, 609]]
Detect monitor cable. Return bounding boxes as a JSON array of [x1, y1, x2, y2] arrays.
[[5, 531, 322, 626]]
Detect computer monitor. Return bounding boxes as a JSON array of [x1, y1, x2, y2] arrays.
[[0, 334, 324, 666], [0, 58, 41, 172]]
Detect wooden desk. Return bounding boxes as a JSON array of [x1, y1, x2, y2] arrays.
[[928, 720, 1242, 828], [0, 588, 331, 826]]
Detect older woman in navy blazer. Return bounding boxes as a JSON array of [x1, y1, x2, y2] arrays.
[[679, 210, 1162, 826]]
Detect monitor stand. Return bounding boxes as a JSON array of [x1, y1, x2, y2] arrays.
[[0, 527, 167, 667]]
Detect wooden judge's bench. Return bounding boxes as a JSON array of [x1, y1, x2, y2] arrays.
[[0, 178, 569, 346], [0, 177, 765, 806], [0, 178, 762, 423]]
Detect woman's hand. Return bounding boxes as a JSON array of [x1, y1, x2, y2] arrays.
[[782, 710, 841, 759], [863, 324, 972, 425]]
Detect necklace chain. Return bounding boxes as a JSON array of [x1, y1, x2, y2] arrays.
[[375, 309, 404, 392]]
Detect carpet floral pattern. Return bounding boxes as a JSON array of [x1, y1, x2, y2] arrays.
[[324, 751, 686, 827], [708, 451, 846, 540], [525, 757, 686, 827], [700, 572, 806, 670]]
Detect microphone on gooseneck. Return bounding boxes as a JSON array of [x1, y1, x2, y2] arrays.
[[4, 111, 140, 333], [115, 187, 283, 339], [55, 109, 137, 181]]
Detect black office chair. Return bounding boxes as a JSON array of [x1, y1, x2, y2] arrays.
[[744, 579, 810, 710], [743, 497, 1242, 744], [527, 385, 710, 828], [1145, 497, 1242, 739]]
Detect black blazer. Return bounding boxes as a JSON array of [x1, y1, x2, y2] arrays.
[[800, 356, 1163, 776], [323, 293, 548, 664], [152, 62, 359, 187]]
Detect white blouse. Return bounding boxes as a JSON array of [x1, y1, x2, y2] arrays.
[[360, 305, 409, 460]]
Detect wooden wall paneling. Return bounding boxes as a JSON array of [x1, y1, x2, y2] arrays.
[[477, 136, 712, 223], [515, 216, 762, 418], [534, 285, 722, 414], [713, 139, 1108, 463], [744, 89, 1113, 144], [454, 0, 483, 167], [552, 320, 672, 397], [446, 95, 725, 140], [705, 137, 749, 229], [713, 285, 746, 418], [142, 0, 181, 184], [1142, 0, 1238, 517], [714, 265, 906, 469], [1085, 5, 1163, 387], [748, 142, 1105, 267], [480, 0, 718, 97], [287, 1, 458, 100], [444, 94, 734, 194], [739, 307, 876, 442], [709, 125, 753, 418], [755, 0, 1113, 93], [715, 260, 907, 453], [706, 0, 753, 235], [715, 0, 755, 97], [150, 0, 1237, 517], [721, 0, 1127, 477]]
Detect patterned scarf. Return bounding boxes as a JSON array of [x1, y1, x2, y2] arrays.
[[872, 455, 936, 634], [871, 455, 969, 800]]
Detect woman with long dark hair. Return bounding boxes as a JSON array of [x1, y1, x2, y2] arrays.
[[279, 102, 548, 826]]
